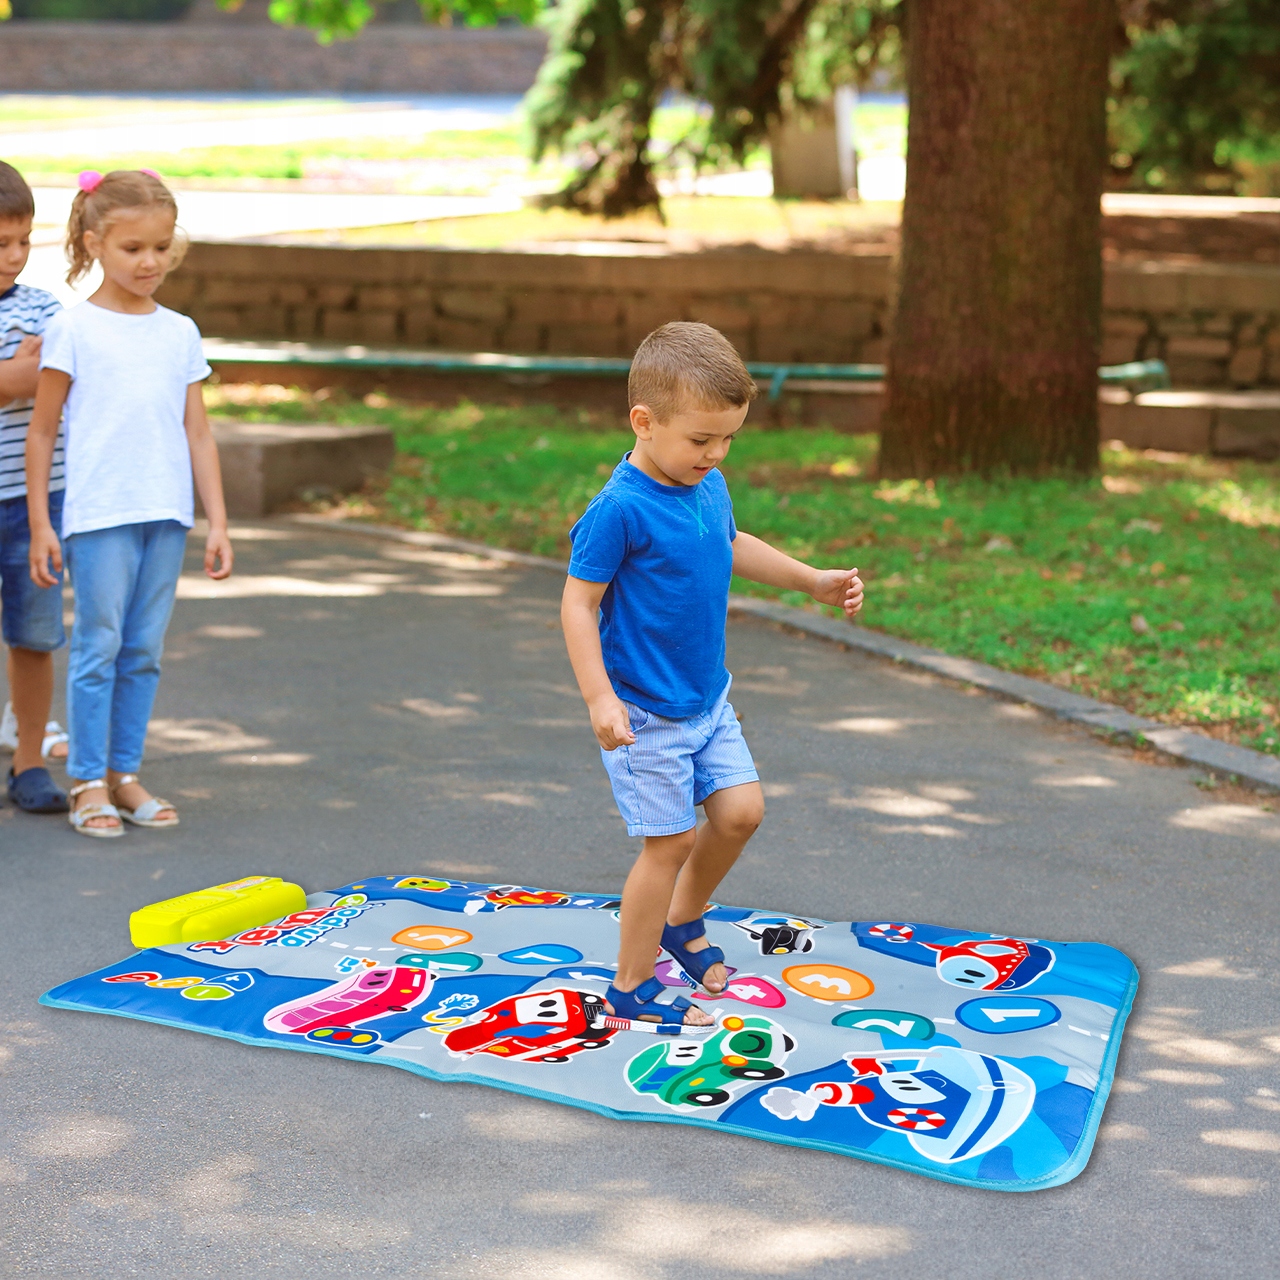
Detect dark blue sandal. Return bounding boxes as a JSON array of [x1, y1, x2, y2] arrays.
[[662, 918, 727, 990], [606, 977, 697, 1034], [7, 766, 69, 814]]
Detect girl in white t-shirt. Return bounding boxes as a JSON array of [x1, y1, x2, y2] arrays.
[[25, 170, 233, 838]]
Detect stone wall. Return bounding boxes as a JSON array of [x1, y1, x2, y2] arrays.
[[158, 241, 1280, 385], [158, 243, 895, 365], [0, 21, 545, 93], [1101, 261, 1280, 387]]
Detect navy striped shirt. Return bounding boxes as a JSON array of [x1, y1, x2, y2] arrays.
[[0, 283, 64, 501]]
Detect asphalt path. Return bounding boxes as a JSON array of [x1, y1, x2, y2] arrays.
[[2, 521, 1278, 1279]]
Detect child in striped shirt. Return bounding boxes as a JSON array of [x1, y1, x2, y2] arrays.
[[0, 162, 69, 815]]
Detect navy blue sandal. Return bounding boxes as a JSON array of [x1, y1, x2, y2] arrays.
[[662, 918, 727, 990], [606, 977, 698, 1034], [7, 766, 69, 814]]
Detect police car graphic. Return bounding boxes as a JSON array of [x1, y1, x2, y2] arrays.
[[733, 915, 823, 956], [768, 1047, 1036, 1164]]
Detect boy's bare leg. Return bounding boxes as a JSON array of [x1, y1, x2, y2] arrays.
[[612, 827, 713, 1026], [666, 781, 765, 993], [8, 647, 60, 774]]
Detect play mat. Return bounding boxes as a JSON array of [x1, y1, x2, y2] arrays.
[[42, 877, 1138, 1190]]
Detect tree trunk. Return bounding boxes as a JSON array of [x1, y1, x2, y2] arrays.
[[879, 0, 1113, 477]]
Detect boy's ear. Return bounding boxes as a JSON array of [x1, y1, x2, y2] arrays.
[[630, 404, 656, 438]]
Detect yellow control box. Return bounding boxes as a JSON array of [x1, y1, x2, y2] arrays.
[[129, 876, 308, 949]]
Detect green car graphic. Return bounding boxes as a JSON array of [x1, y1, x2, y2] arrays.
[[625, 1014, 795, 1110]]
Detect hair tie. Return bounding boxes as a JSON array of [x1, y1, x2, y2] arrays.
[[139, 168, 160, 181], [77, 170, 103, 194]]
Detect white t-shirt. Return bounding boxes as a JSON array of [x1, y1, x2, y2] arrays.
[[40, 301, 211, 537]]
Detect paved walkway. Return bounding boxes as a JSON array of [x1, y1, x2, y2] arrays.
[[2, 521, 1277, 1278]]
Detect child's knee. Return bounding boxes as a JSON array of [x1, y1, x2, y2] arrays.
[[643, 827, 697, 864], [713, 796, 764, 841]]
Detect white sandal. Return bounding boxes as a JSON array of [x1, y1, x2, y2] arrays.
[[68, 779, 125, 839], [0, 703, 69, 760], [110, 774, 180, 829]]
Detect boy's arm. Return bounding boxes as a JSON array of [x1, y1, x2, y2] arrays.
[[0, 335, 42, 402], [25, 367, 70, 588], [184, 382, 234, 581], [561, 575, 635, 750], [732, 531, 864, 618]]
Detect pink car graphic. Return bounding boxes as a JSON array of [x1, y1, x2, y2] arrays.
[[264, 965, 434, 1047]]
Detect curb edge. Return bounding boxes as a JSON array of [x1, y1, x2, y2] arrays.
[[279, 515, 1280, 793], [727, 596, 1280, 793]]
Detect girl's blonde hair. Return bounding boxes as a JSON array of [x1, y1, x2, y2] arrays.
[[65, 170, 185, 286]]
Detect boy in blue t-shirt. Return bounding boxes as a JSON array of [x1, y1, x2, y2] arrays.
[[563, 322, 864, 1029]]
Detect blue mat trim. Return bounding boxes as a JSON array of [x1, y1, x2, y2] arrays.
[[40, 878, 1139, 1190]]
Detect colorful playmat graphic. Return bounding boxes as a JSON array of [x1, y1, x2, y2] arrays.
[[42, 878, 1138, 1190]]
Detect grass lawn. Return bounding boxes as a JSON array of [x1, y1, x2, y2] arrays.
[[326, 196, 899, 249], [0, 94, 359, 126], [5, 100, 906, 195], [9, 128, 538, 189], [209, 389, 1280, 758]]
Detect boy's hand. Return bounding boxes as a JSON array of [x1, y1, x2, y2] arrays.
[[0, 335, 44, 402], [204, 527, 234, 580], [589, 694, 636, 751], [811, 567, 865, 618], [28, 524, 62, 589]]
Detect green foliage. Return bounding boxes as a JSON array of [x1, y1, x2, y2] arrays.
[[6, 126, 526, 182], [231, 0, 1280, 205], [208, 391, 1280, 755], [788, 0, 902, 100], [426, 0, 539, 23], [524, 0, 903, 212], [241, 0, 537, 42], [525, 0, 675, 215], [1110, 0, 1280, 194], [231, 0, 899, 213], [264, 0, 374, 42]]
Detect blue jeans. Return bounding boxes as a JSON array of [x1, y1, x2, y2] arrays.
[[0, 489, 66, 652], [65, 520, 188, 781]]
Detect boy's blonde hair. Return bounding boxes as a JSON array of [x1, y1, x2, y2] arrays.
[[0, 162, 35, 222], [629, 322, 758, 424], [65, 170, 185, 285]]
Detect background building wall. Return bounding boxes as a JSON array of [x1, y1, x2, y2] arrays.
[[0, 21, 546, 92]]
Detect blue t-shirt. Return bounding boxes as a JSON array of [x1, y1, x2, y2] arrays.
[[568, 454, 737, 719]]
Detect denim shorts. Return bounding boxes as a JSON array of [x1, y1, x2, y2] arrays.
[[600, 679, 759, 837], [0, 489, 66, 652]]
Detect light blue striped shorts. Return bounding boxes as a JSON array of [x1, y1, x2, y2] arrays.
[[600, 680, 759, 837]]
